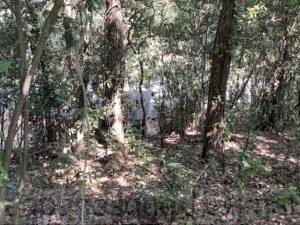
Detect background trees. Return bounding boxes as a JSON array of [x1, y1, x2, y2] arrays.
[[0, 0, 299, 224]]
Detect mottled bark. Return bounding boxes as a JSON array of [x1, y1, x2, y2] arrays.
[[104, 0, 125, 145], [202, 0, 235, 161]]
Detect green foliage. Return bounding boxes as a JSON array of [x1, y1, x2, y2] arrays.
[[0, 166, 8, 188], [125, 124, 147, 156], [144, 161, 194, 214], [126, 125, 151, 177], [205, 159, 221, 177], [0, 61, 10, 73], [270, 181, 300, 211], [247, 4, 266, 19], [103, 132, 119, 153], [51, 153, 74, 167], [234, 151, 272, 189], [289, 130, 300, 143]]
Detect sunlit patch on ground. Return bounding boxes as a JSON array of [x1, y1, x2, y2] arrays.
[[5, 131, 300, 224]]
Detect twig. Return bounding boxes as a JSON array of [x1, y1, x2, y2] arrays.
[[2, 0, 17, 15]]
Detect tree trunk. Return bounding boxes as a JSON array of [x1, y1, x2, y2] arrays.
[[257, 0, 290, 131], [202, 0, 235, 162], [0, 1, 62, 223], [104, 0, 126, 145], [0, 106, 4, 149], [298, 89, 300, 116], [230, 58, 260, 109], [138, 60, 147, 137], [13, 102, 29, 225], [159, 75, 166, 148]]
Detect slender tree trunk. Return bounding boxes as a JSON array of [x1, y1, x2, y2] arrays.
[[0, 1, 62, 223], [104, 0, 126, 145], [257, 0, 290, 131], [72, 6, 92, 223], [159, 75, 165, 148], [0, 106, 4, 148], [230, 58, 260, 109], [138, 60, 147, 137], [179, 94, 185, 139], [202, 0, 235, 162], [13, 102, 29, 225], [298, 89, 300, 117]]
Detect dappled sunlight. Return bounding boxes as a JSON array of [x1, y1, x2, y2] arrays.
[[225, 140, 241, 151], [185, 129, 200, 136], [4, 130, 298, 225], [164, 131, 180, 144], [256, 135, 279, 144]]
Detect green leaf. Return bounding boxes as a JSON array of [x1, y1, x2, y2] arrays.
[[0, 61, 10, 73], [4, 200, 13, 206], [0, 166, 8, 187], [186, 219, 193, 225]]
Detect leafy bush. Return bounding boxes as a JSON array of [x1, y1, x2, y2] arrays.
[[125, 124, 147, 156], [147, 161, 194, 216], [270, 181, 300, 211], [0, 165, 8, 188], [234, 151, 272, 188]]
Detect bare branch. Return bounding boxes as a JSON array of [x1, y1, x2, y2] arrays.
[[2, 0, 16, 14]]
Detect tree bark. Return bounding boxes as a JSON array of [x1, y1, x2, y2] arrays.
[[138, 60, 147, 137], [0, 1, 62, 223], [104, 0, 126, 145], [202, 0, 235, 161], [0, 106, 4, 149], [13, 102, 29, 225]]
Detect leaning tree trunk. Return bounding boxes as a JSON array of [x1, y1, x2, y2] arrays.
[[266, 0, 289, 131], [0, 1, 62, 223], [104, 0, 126, 145], [202, 0, 235, 162], [256, 0, 291, 131]]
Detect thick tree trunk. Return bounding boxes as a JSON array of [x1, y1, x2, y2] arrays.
[[202, 0, 235, 161], [0, 1, 62, 223], [104, 0, 126, 145]]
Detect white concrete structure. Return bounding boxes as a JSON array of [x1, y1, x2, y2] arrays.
[[123, 90, 158, 136]]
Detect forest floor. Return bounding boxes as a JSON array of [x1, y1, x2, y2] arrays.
[[5, 130, 300, 225]]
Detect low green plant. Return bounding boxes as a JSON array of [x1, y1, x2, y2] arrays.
[[0, 166, 8, 188], [0, 133, 8, 187], [125, 124, 145, 154], [270, 181, 300, 211], [103, 132, 119, 153], [234, 151, 272, 189], [205, 159, 221, 177], [146, 161, 194, 215]]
